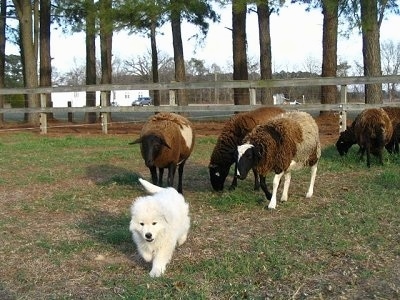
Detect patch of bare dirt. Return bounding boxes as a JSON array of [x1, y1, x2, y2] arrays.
[[0, 113, 343, 148]]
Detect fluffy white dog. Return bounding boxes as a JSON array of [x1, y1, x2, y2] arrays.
[[129, 178, 190, 277]]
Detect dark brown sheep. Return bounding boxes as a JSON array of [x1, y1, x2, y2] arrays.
[[353, 108, 393, 167], [130, 112, 195, 194], [382, 106, 400, 154], [208, 106, 285, 192]]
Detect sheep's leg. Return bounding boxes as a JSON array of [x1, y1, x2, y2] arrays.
[[229, 163, 238, 190], [306, 164, 318, 198], [378, 149, 384, 165], [176, 161, 186, 194], [149, 166, 158, 185], [158, 168, 164, 186], [359, 147, 365, 161], [366, 147, 371, 167], [280, 172, 291, 202], [253, 168, 260, 191], [268, 172, 284, 209], [167, 164, 177, 189], [260, 175, 272, 200]]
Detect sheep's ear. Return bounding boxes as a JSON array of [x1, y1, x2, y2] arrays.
[[129, 137, 142, 145], [254, 145, 263, 160]]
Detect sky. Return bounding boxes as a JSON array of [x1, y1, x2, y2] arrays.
[[5, 3, 400, 74]]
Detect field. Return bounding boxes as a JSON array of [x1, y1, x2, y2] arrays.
[[0, 115, 399, 299]]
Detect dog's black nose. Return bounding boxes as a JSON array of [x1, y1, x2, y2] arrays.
[[145, 233, 152, 239]]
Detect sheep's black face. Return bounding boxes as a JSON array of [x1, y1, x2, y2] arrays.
[[336, 129, 356, 156], [209, 165, 229, 191], [237, 144, 255, 180], [336, 139, 348, 156], [335, 137, 352, 156], [141, 135, 165, 167]]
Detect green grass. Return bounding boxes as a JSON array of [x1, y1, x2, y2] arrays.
[[0, 132, 399, 299]]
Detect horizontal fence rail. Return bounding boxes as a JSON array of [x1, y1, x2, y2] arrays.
[[1, 75, 400, 95], [1, 75, 400, 134]]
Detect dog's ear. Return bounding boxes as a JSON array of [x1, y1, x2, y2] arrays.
[[162, 214, 169, 224]]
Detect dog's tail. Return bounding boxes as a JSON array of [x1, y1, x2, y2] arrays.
[[138, 178, 164, 194]]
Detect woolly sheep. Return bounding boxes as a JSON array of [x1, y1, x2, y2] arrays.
[[130, 112, 195, 194], [208, 106, 285, 192], [236, 111, 321, 209], [336, 108, 393, 167], [354, 108, 393, 167], [336, 114, 359, 156], [382, 106, 400, 154]]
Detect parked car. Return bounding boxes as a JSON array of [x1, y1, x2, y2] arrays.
[[132, 97, 152, 106]]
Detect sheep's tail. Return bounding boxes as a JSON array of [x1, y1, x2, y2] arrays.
[[138, 178, 164, 194]]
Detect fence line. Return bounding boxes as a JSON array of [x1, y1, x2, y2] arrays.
[[1, 75, 400, 95], [1, 75, 400, 134]]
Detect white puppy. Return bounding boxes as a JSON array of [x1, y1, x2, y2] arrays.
[[129, 178, 190, 277]]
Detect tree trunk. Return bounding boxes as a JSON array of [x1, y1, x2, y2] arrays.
[[85, 0, 97, 123], [232, 0, 249, 105], [257, 2, 273, 105], [170, 1, 187, 106], [360, 0, 382, 104], [321, 0, 339, 115], [100, 0, 112, 120], [13, 0, 40, 125], [150, 19, 160, 107], [40, 0, 53, 119], [0, 0, 6, 124]]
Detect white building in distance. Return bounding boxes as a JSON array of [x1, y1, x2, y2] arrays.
[[51, 90, 150, 107]]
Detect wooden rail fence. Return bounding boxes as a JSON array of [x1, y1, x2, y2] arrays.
[[1, 75, 399, 134]]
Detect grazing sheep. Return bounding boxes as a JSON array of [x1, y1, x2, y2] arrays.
[[336, 115, 359, 156], [130, 112, 195, 194], [336, 107, 397, 159], [353, 108, 393, 167], [386, 122, 400, 154], [208, 106, 285, 192], [382, 106, 400, 154], [336, 109, 393, 165], [236, 111, 321, 209]]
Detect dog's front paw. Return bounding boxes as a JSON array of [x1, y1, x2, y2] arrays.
[[149, 266, 165, 277]]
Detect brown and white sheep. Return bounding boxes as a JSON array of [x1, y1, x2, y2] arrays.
[[237, 111, 321, 209], [353, 108, 393, 167], [208, 106, 285, 193], [130, 112, 195, 194]]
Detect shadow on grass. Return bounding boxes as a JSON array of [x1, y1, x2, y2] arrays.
[[77, 208, 149, 269], [0, 283, 14, 300], [86, 164, 142, 186]]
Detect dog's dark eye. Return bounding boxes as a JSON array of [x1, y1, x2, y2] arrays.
[[152, 222, 157, 225], [140, 222, 144, 226]]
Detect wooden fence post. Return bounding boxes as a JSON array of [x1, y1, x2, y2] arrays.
[[100, 91, 108, 134], [169, 90, 176, 105], [68, 101, 72, 122], [40, 93, 47, 134], [249, 88, 256, 105], [339, 85, 347, 133]]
